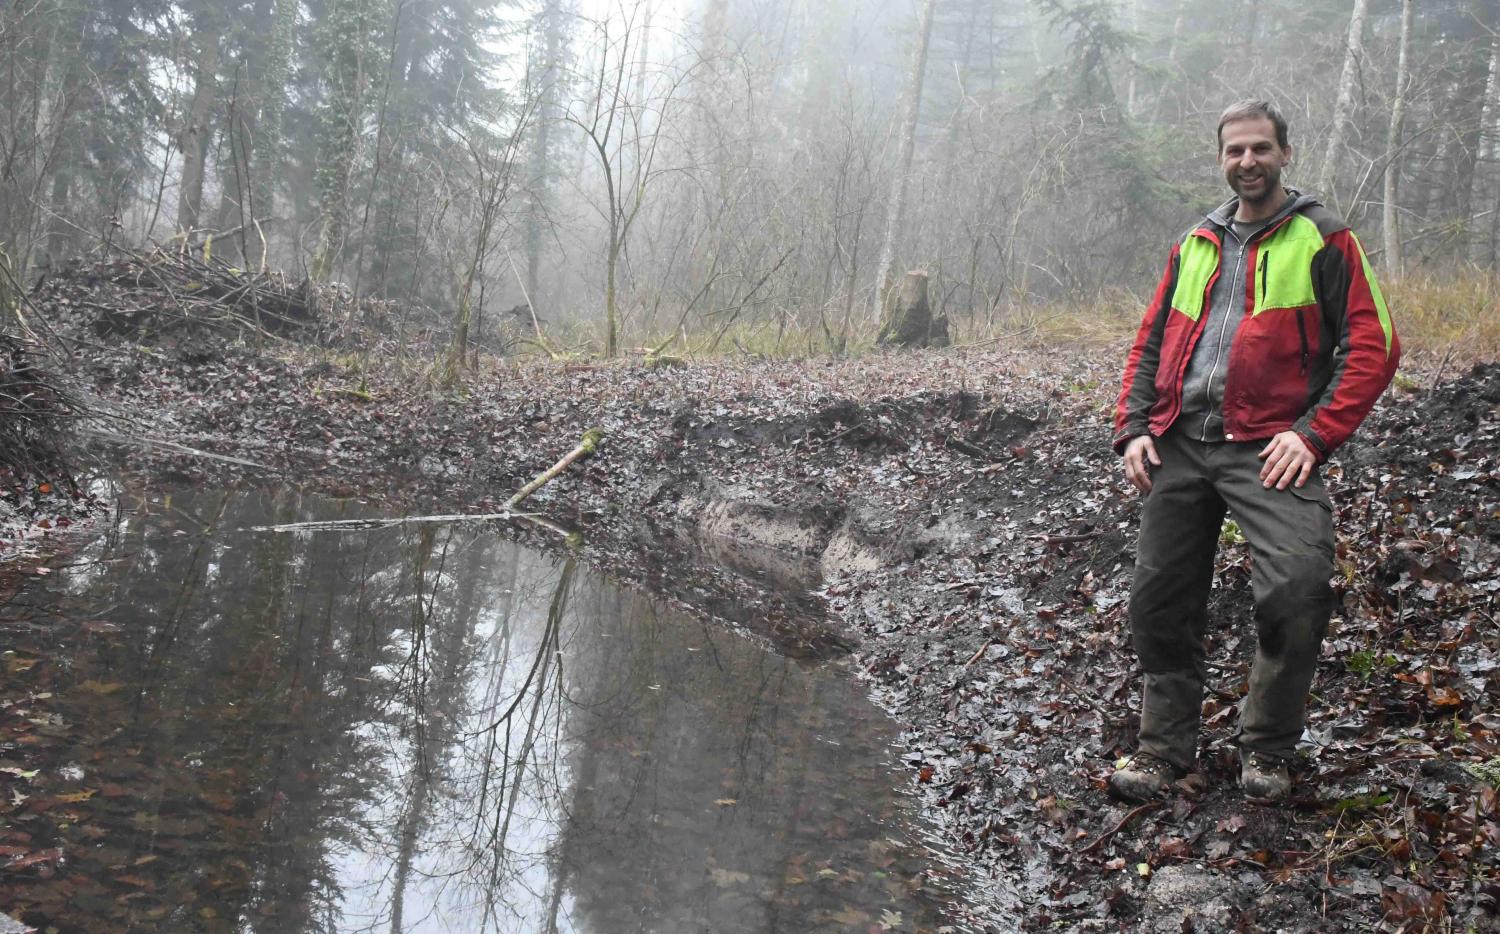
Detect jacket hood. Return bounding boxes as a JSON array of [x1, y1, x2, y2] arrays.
[[1205, 187, 1320, 230]]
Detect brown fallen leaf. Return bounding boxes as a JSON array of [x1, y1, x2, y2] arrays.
[[3, 847, 64, 871], [76, 680, 126, 695]]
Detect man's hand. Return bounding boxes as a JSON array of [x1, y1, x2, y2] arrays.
[[1123, 435, 1160, 493], [1257, 430, 1317, 489]]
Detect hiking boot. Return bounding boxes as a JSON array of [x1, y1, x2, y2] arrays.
[[1241, 750, 1292, 803], [1109, 753, 1184, 802]]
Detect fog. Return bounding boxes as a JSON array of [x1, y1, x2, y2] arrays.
[[2, 0, 1495, 353]]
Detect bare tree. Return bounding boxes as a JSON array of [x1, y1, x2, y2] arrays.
[[446, 104, 531, 383], [567, 3, 697, 357], [868, 0, 938, 320], [1381, 0, 1413, 274], [1318, 0, 1369, 202]]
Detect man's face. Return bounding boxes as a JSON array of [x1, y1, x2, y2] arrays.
[[1219, 116, 1291, 206]]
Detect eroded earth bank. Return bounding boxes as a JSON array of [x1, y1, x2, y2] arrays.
[[3, 287, 1499, 931]]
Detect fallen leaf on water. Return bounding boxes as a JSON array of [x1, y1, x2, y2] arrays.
[[713, 798, 738, 807], [828, 906, 871, 925], [55, 790, 95, 803], [3, 847, 63, 871], [708, 867, 750, 887], [878, 908, 903, 930], [0, 768, 39, 781]]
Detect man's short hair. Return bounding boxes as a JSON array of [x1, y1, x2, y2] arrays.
[[1217, 99, 1290, 150]]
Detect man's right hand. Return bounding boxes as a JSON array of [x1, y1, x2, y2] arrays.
[[1123, 435, 1161, 493]]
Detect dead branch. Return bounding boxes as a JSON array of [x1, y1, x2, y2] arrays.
[[504, 428, 605, 511]]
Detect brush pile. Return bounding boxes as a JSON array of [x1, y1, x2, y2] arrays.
[[0, 328, 78, 482], [34, 249, 346, 341]]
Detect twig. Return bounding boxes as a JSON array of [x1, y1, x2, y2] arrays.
[[961, 639, 993, 670], [1078, 801, 1162, 855], [1028, 531, 1104, 545], [78, 427, 269, 468]]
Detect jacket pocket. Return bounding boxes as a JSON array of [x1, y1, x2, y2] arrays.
[[1296, 307, 1310, 374], [1289, 483, 1332, 513]]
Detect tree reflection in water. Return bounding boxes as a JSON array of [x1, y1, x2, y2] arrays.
[[0, 489, 957, 933]]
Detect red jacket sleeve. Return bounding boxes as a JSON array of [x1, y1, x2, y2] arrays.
[[1295, 230, 1399, 460], [1114, 245, 1180, 453]]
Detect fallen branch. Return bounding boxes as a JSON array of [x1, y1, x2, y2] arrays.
[[244, 511, 581, 545], [79, 427, 269, 469], [504, 428, 605, 511]]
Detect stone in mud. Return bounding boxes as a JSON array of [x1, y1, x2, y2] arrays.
[[1141, 865, 1246, 933]]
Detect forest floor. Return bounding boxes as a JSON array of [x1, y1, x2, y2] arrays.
[[3, 269, 1499, 931]]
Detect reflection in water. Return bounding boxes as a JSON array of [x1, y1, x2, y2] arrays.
[[0, 490, 960, 932]]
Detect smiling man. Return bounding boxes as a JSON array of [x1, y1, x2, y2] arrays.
[[1109, 99, 1400, 803]]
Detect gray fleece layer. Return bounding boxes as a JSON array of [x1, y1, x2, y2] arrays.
[[1177, 188, 1320, 442]]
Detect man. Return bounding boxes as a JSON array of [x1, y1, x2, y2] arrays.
[[1110, 99, 1399, 803]]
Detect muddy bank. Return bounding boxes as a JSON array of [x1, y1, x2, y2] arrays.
[[7, 329, 1499, 930]]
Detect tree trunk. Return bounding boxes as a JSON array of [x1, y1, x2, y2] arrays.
[[524, 0, 565, 306], [1317, 0, 1370, 202], [1453, 0, 1499, 255], [310, 0, 380, 282], [252, 0, 298, 243], [176, 23, 223, 235], [1381, 0, 1413, 274], [877, 270, 947, 349], [869, 0, 938, 319], [605, 234, 620, 357], [1483, 14, 1500, 267]]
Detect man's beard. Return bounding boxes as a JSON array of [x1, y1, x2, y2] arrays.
[[1231, 167, 1282, 206]]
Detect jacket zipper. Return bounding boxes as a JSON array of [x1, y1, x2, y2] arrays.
[[1259, 250, 1268, 308], [1198, 234, 1246, 437]]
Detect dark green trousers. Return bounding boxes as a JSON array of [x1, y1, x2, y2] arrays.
[[1129, 428, 1335, 769]]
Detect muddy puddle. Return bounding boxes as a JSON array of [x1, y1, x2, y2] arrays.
[[1, 488, 970, 932]]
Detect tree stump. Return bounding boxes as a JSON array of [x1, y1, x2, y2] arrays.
[[877, 270, 949, 349]]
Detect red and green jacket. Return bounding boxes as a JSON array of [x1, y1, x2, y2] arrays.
[[1114, 194, 1399, 461]]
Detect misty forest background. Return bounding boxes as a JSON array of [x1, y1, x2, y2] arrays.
[[1, 0, 1497, 361]]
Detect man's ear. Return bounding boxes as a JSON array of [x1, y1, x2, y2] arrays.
[[1281, 144, 1294, 167]]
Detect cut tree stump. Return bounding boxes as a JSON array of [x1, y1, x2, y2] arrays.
[[877, 270, 949, 349]]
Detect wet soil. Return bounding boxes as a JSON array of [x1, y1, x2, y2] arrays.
[[3, 328, 1498, 931]]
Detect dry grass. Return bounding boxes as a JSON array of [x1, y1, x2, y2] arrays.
[[956, 267, 1500, 377], [1382, 267, 1500, 370], [538, 267, 1500, 371]]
